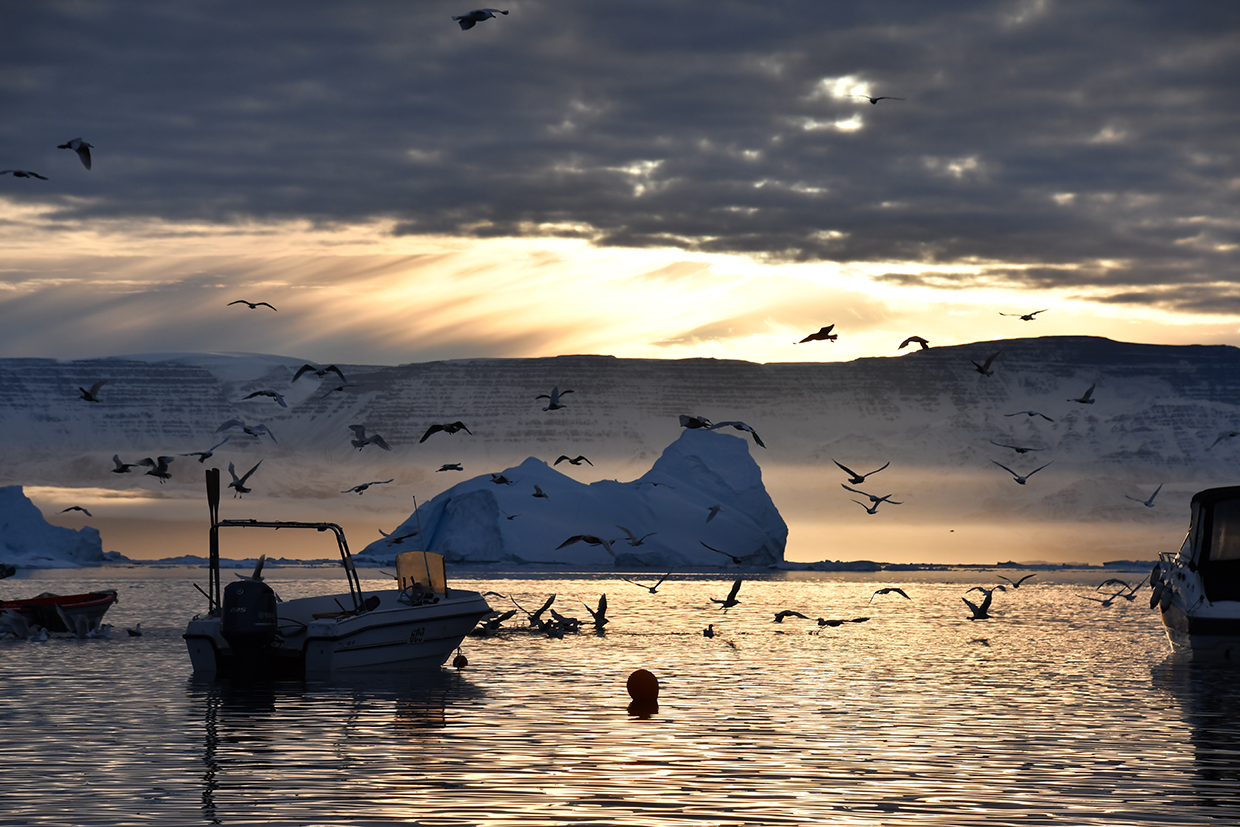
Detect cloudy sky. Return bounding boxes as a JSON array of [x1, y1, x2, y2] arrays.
[[2, 0, 1238, 366]]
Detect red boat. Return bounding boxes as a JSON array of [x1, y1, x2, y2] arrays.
[[0, 590, 118, 635]]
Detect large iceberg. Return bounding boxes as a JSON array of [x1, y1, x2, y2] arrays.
[[0, 486, 106, 569], [356, 429, 787, 568]]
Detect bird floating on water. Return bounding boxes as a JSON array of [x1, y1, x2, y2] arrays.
[[833, 459, 890, 485], [79, 380, 108, 402], [992, 459, 1053, 485], [1, 169, 48, 180], [1125, 483, 1162, 508], [453, 8, 508, 29], [227, 300, 276, 310], [58, 137, 93, 169], [703, 623, 715, 638], [1000, 309, 1048, 321], [796, 325, 837, 344]]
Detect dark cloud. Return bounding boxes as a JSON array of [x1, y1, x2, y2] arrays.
[[1, 0, 1237, 295]]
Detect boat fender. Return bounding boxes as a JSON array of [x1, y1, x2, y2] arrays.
[[1150, 581, 1164, 610], [1149, 564, 1162, 588], [1159, 588, 1173, 611]]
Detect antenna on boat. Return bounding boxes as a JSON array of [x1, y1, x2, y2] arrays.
[[412, 495, 438, 595], [206, 468, 222, 616]]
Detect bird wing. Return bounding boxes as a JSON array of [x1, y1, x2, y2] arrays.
[[419, 424, 442, 443], [578, 456, 593, 465], [864, 461, 891, 477], [371, 434, 392, 450], [556, 535, 584, 549], [325, 365, 346, 381], [292, 364, 316, 382], [1028, 461, 1053, 477], [833, 459, 859, 477], [1149, 483, 1163, 502], [238, 460, 263, 484], [991, 460, 1018, 477], [727, 579, 742, 600]]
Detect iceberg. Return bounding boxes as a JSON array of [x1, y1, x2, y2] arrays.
[[356, 429, 788, 568], [0, 486, 106, 569]]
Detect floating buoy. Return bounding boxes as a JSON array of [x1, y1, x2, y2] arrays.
[[626, 668, 659, 703], [452, 650, 468, 670]]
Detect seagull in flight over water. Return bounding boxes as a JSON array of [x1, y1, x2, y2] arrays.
[[992, 459, 1053, 485], [997, 574, 1036, 588], [711, 579, 743, 611], [1068, 383, 1097, 404], [1000, 309, 1048, 321], [796, 325, 838, 344], [833, 459, 890, 485], [963, 589, 994, 619], [972, 351, 1000, 376], [870, 587, 910, 603], [1126, 484, 1162, 508], [622, 572, 671, 593], [227, 300, 276, 310]]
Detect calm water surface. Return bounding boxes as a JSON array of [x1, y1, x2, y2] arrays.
[[2, 567, 1238, 826]]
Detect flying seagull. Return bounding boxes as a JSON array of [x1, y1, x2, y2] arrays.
[[622, 572, 671, 593], [870, 587, 910, 603], [292, 364, 346, 383], [240, 389, 287, 408], [971, 351, 1001, 377], [227, 460, 262, 497], [711, 579, 743, 611], [1068, 383, 1097, 404], [997, 573, 1036, 588], [851, 498, 882, 515], [992, 459, 1053, 485], [554, 455, 593, 466], [227, 300, 277, 310], [1005, 410, 1055, 422], [1210, 431, 1239, 449], [963, 589, 994, 620], [556, 534, 615, 557], [437, 463, 463, 472], [490, 473, 514, 485], [989, 440, 1045, 454], [706, 504, 722, 522], [615, 525, 656, 546], [79, 380, 108, 402], [217, 419, 277, 443], [453, 8, 508, 29], [899, 336, 930, 351], [1000, 309, 1048, 321], [57, 138, 93, 169], [841, 483, 902, 505], [59, 506, 93, 517], [699, 541, 761, 566], [137, 456, 174, 483], [349, 424, 391, 451], [708, 421, 766, 448], [532, 484, 549, 499], [181, 437, 230, 463], [419, 421, 472, 443], [111, 454, 137, 474], [537, 386, 573, 411], [679, 414, 713, 430], [379, 528, 420, 546], [833, 459, 890, 485], [773, 610, 808, 623], [0, 169, 48, 180], [796, 325, 837, 344], [1126, 483, 1163, 508], [342, 479, 394, 495], [854, 95, 904, 104], [582, 594, 609, 631]]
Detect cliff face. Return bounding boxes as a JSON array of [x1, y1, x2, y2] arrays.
[[0, 486, 104, 568]]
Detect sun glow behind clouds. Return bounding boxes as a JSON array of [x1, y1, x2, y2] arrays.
[[1, 203, 1239, 366]]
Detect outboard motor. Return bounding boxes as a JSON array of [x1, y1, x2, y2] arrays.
[[221, 579, 278, 676]]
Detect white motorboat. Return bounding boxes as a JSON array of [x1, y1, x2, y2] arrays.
[[1152, 485, 1240, 658], [184, 469, 491, 679]]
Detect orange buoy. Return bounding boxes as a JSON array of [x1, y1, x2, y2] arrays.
[[452, 651, 468, 670], [626, 668, 659, 703]]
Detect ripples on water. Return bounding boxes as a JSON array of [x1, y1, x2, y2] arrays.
[[2, 568, 1239, 826]]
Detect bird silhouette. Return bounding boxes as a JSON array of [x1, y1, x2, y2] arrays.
[[699, 541, 761, 565], [1210, 431, 1239, 449], [419, 421, 472, 443], [379, 528, 420, 546], [989, 440, 1045, 454], [342, 479, 394, 495], [851, 498, 882, 515], [992, 460, 1053, 485], [1000, 309, 1048, 321], [349, 424, 391, 451], [841, 483, 902, 505], [59, 506, 92, 517], [554, 455, 592, 466], [679, 414, 713, 429], [292, 364, 346, 383], [240, 389, 287, 407], [437, 463, 464, 472], [773, 610, 808, 623], [217, 419, 277, 443], [137, 456, 175, 483], [622, 572, 671, 593], [1068, 383, 1097, 404], [899, 336, 930, 351], [532, 484, 549, 499], [453, 8, 508, 29], [870, 587, 910, 603], [1125, 483, 1163, 508], [556, 535, 615, 557], [971, 351, 1001, 376], [181, 437, 230, 463], [1005, 410, 1055, 422], [111, 455, 137, 474], [796, 325, 838, 344], [490, 473, 514, 485], [58, 138, 93, 169], [1, 169, 48, 180], [963, 589, 994, 619], [615, 525, 656, 546], [537, 386, 573, 411], [853, 95, 904, 104], [708, 421, 766, 448], [79, 380, 108, 402], [711, 579, 743, 611], [997, 573, 1036, 588], [833, 459, 890, 485], [227, 300, 276, 310], [582, 594, 608, 631], [227, 460, 262, 497]]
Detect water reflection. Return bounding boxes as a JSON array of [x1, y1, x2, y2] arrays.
[[1150, 655, 1240, 813]]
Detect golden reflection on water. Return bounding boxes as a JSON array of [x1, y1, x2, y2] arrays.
[[1, 569, 1239, 826]]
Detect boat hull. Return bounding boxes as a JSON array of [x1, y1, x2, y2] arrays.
[[1, 590, 117, 634], [185, 588, 491, 679], [1160, 602, 1240, 659]]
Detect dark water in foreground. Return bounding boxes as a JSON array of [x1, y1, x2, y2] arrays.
[[2, 567, 1239, 826]]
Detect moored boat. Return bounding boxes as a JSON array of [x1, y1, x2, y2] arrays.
[[184, 469, 491, 679], [1152, 485, 1240, 657], [0, 590, 118, 635]]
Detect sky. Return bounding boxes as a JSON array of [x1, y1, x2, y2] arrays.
[[2, 0, 1239, 367]]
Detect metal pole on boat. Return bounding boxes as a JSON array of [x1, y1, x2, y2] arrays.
[[206, 468, 221, 616], [412, 495, 437, 594]]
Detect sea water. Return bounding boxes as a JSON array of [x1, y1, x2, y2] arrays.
[[1, 567, 1237, 826]]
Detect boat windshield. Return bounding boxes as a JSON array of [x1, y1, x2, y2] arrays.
[[395, 551, 447, 595], [1209, 499, 1240, 562]]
